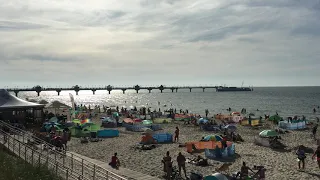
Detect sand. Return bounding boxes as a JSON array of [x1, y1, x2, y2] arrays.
[[66, 116, 320, 180]]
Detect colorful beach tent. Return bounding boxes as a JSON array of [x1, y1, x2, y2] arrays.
[[203, 135, 222, 142], [72, 119, 81, 124], [81, 119, 91, 124], [269, 115, 282, 122], [44, 122, 63, 131], [142, 120, 153, 125], [259, 130, 278, 138], [223, 124, 237, 131], [49, 117, 59, 123], [65, 121, 75, 127], [198, 118, 209, 124], [204, 173, 228, 180]]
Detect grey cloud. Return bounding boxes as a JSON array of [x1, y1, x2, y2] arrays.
[[0, 20, 48, 31]]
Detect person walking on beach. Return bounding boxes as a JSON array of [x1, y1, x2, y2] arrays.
[[296, 145, 306, 170], [205, 109, 209, 118], [312, 124, 318, 139], [177, 152, 187, 178], [312, 146, 320, 168], [174, 127, 179, 142]]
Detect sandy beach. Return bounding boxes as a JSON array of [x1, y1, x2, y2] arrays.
[[65, 115, 320, 180]]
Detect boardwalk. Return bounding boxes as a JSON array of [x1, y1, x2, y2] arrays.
[[0, 121, 160, 180]]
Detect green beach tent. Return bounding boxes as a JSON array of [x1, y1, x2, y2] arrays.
[[259, 130, 278, 138]]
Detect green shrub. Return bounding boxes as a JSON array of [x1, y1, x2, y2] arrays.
[[0, 149, 62, 180]]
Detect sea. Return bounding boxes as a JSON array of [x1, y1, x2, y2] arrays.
[[16, 87, 320, 120]]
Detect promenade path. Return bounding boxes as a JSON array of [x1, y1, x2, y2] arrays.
[[0, 131, 160, 180]]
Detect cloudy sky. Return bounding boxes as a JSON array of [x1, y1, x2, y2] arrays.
[[1, 0, 320, 88]]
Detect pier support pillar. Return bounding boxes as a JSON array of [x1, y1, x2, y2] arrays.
[[108, 90, 111, 94], [203, 88, 205, 92], [36, 91, 41, 96], [92, 90, 96, 95], [75, 91, 79, 96], [148, 90, 151, 93], [160, 90, 163, 93], [122, 89, 126, 94], [171, 89, 174, 93], [136, 90, 139, 93], [56, 89, 61, 96], [189, 88, 192, 92], [175, 88, 178, 92], [14, 90, 19, 97]]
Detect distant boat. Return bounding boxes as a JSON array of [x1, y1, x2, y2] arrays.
[[216, 86, 253, 92]]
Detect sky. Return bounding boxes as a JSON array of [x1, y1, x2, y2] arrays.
[[1, 0, 320, 88]]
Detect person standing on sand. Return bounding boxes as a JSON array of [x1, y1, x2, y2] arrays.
[[296, 145, 306, 170], [162, 151, 172, 180], [312, 146, 320, 168], [174, 127, 179, 142], [177, 152, 187, 178]]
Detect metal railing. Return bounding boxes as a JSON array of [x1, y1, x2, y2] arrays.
[[0, 121, 127, 180]]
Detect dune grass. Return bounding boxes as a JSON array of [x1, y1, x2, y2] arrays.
[[0, 149, 62, 180]]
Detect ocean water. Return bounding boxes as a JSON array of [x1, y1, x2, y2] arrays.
[[14, 87, 320, 120]]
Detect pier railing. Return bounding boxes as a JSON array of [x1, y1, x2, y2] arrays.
[[0, 121, 127, 180]]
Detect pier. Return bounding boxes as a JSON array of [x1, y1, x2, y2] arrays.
[[5, 85, 221, 96]]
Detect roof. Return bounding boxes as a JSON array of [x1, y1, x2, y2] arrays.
[[0, 89, 45, 110], [45, 100, 71, 109]]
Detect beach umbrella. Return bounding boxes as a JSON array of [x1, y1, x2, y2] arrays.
[[259, 130, 278, 138], [203, 135, 222, 142], [223, 124, 237, 131], [198, 118, 209, 124], [142, 120, 153, 125]]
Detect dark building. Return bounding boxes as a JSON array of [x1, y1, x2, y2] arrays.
[[0, 89, 45, 126]]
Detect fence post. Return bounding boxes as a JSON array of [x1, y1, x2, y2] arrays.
[[31, 149, 34, 165], [24, 145, 27, 163], [12, 138, 15, 151], [56, 162, 58, 175], [81, 159, 84, 176], [38, 151, 41, 169], [46, 151, 49, 166], [19, 141, 21, 157], [93, 164, 96, 180], [71, 153, 74, 169], [63, 155, 65, 167], [66, 169, 69, 180]]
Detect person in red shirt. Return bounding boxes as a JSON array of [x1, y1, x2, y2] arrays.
[[174, 127, 179, 142], [109, 153, 120, 169]]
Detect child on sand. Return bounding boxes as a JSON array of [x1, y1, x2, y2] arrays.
[[296, 145, 306, 170], [312, 146, 320, 169]]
